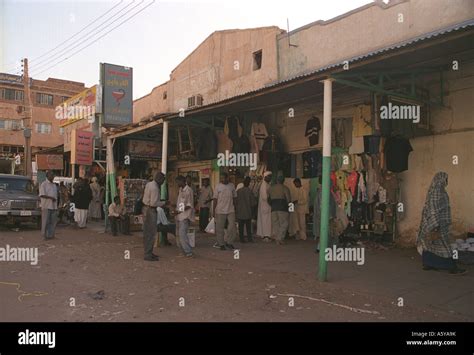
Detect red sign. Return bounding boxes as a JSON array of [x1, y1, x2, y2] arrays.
[[36, 154, 63, 170], [71, 130, 94, 165]]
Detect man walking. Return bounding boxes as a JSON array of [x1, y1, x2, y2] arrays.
[[142, 172, 166, 261], [213, 172, 237, 250], [175, 175, 195, 257], [257, 171, 272, 242], [268, 175, 291, 245], [236, 176, 256, 243], [39, 171, 58, 240], [289, 178, 309, 240], [197, 178, 213, 231]]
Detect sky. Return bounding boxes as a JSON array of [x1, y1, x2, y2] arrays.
[[1, 0, 370, 99]]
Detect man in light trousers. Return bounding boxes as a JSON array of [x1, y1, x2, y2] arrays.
[[213, 172, 237, 250], [39, 171, 58, 240], [175, 175, 195, 257]]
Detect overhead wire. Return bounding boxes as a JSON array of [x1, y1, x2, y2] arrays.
[[32, 0, 155, 78]]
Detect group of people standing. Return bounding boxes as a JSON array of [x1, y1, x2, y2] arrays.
[[70, 176, 105, 228], [38, 172, 106, 241]]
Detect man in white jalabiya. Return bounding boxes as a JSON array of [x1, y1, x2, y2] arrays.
[[257, 171, 272, 242]]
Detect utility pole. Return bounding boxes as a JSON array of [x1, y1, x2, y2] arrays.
[[21, 58, 32, 178]]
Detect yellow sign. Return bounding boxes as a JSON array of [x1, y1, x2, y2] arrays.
[[56, 85, 97, 127]]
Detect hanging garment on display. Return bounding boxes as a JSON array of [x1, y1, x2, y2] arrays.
[[251, 122, 269, 151], [305, 115, 321, 146], [352, 154, 365, 171], [365, 157, 379, 204], [384, 136, 413, 172], [348, 136, 364, 155], [352, 105, 373, 137], [302, 150, 322, 178], [381, 172, 399, 203], [377, 186, 387, 203], [363, 135, 381, 155], [216, 130, 233, 154], [357, 172, 368, 203], [347, 171, 358, 197], [332, 118, 353, 148], [225, 116, 243, 143]]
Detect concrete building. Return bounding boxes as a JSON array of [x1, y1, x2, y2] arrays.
[[0, 73, 85, 172], [111, 0, 473, 248], [133, 26, 283, 122]]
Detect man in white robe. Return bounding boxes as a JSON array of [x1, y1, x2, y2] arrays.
[[257, 171, 272, 241]]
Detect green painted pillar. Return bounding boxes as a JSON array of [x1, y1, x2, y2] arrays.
[[318, 157, 331, 280], [318, 79, 333, 281]]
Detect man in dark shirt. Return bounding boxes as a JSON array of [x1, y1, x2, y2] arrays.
[[235, 177, 256, 243]]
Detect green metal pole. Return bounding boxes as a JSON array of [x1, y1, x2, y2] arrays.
[[318, 157, 331, 280], [318, 79, 333, 282]]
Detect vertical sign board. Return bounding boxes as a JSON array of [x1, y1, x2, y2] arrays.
[[101, 63, 133, 126], [71, 129, 94, 166]]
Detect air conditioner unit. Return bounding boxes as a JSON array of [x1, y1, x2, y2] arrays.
[[187, 94, 203, 108]]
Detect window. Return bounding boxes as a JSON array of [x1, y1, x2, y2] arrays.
[[1, 88, 24, 101], [253, 50, 262, 71], [163, 91, 167, 100], [0, 119, 22, 130], [59, 127, 65, 135], [36, 93, 54, 106], [188, 96, 195, 108], [35, 122, 52, 134]]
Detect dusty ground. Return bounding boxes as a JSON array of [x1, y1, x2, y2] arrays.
[[0, 221, 472, 322]]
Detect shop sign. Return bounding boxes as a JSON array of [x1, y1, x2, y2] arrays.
[[36, 154, 63, 170], [71, 129, 94, 166], [101, 63, 133, 126], [128, 139, 161, 159], [57, 86, 98, 127]]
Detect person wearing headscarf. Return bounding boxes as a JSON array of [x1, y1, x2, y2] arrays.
[[88, 177, 102, 221], [256, 171, 272, 241], [417, 172, 466, 275]]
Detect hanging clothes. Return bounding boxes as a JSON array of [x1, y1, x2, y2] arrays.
[[302, 150, 322, 178], [385, 136, 413, 173], [347, 171, 358, 198], [348, 136, 365, 155], [365, 157, 379, 204], [305, 115, 321, 146], [251, 122, 268, 151], [352, 105, 373, 137], [332, 118, 352, 148], [363, 135, 381, 155], [357, 172, 367, 203], [216, 130, 233, 153]]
